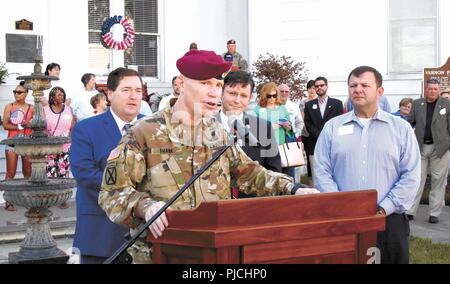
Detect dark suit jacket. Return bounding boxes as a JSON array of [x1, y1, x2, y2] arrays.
[[217, 111, 281, 173], [409, 97, 450, 158], [217, 111, 281, 198], [70, 110, 144, 257], [304, 97, 344, 149]]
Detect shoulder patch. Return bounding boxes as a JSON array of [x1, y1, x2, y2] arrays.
[[105, 166, 117, 185], [107, 145, 123, 161]]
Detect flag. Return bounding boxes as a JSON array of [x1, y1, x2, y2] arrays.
[[10, 110, 25, 125]]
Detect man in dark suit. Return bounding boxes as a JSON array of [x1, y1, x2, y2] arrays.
[[304, 76, 344, 181], [218, 71, 281, 197], [407, 78, 450, 224], [70, 68, 145, 264]]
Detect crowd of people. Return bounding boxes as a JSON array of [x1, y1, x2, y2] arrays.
[[2, 39, 449, 265], [2, 64, 115, 211]]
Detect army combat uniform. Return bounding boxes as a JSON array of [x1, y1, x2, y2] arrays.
[[99, 103, 298, 262], [221, 51, 248, 72]]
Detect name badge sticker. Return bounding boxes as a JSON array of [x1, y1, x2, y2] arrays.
[[338, 125, 354, 136], [440, 108, 446, 115], [312, 104, 318, 110]]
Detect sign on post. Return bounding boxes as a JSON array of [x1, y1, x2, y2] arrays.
[[424, 57, 450, 95]]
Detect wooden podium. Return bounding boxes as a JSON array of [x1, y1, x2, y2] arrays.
[[149, 190, 385, 264]]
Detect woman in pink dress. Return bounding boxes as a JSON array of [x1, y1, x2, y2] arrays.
[[43, 87, 75, 208]]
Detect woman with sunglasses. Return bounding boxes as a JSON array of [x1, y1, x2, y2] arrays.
[[254, 82, 292, 145], [2, 82, 34, 211]]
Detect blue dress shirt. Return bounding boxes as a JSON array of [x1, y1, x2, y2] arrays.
[[391, 110, 408, 121], [313, 109, 421, 215]]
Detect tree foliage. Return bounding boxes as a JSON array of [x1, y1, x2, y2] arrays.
[[0, 62, 9, 85], [252, 53, 308, 101]]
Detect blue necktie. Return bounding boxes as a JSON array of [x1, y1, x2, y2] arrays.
[[122, 124, 131, 133]]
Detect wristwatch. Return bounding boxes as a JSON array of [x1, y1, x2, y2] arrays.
[[377, 206, 386, 215]]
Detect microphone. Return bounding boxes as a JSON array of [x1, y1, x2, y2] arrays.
[[227, 115, 260, 147]]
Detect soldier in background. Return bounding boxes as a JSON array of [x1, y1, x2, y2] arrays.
[[158, 76, 182, 111], [99, 50, 318, 263], [222, 39, 248, 72]]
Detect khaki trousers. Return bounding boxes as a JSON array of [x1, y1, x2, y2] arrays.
[[407, 144, 448, 217], [309, 155, 315, 181]]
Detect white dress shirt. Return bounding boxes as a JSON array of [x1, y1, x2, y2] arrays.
[[72, 88, 98, 121], [284, 99, 304, 137], [110, 108, 138, 136], [318, 96, 328, 118], [220, 110, 244, 145]]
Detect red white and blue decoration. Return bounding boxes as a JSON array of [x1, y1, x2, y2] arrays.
[[10, 110, 25, 125], [101, 15, 135, 50]]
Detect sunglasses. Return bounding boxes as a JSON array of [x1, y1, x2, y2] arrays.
[[315, 84, 326, 88], [267, 94, 278, 99], [13, 90, 27, 95]]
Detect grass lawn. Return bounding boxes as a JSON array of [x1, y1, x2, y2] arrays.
[[410, 236, 450, 264]]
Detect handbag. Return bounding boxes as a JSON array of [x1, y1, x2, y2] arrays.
[[278, 140, 306, 168]]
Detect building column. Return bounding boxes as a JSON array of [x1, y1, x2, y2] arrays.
[[110, 0, 125, 70], [225, 0, 250, 65]]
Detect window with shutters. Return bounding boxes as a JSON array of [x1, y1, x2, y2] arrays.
[[88, 0, 110, 74], [125, 0, 159, 78], [87, 0, 159, 78], [389, 0, 438, 73]]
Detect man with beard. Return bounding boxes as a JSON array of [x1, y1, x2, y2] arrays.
[[303, 76, 343, 181]]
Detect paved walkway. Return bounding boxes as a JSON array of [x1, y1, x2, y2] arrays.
[[0, 199, 448, 263], [410, 204, 450, 244], [0, 198, 77, 264], [0, 199, 76, 239]]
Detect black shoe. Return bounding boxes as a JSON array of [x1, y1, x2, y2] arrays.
[[429, 216, 439, 224], [406, 214, 414, 220]]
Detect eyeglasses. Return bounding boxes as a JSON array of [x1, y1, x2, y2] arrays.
[[13, 90, 27, 95], [267, 94, 278, 99], [315, 84, 326, 88]]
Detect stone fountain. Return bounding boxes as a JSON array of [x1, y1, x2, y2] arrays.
[[0, 52, 76, 264]]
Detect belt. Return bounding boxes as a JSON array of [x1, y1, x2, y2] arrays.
[[423, 140, 434, 145]]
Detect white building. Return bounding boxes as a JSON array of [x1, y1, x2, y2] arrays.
[[1, 0, 449, 107], [0, 0, 449, 194]]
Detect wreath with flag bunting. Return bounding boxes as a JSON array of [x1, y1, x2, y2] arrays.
[[101, 15, 135, 50]]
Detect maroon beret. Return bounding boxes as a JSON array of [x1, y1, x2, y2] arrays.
[[176, 50, 232, 80]]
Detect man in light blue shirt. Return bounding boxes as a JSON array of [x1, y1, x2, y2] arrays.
[[347, 93, 391, 113], [314, 66, 420, 264]]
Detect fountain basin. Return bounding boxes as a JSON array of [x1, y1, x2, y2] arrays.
[[0, 136, 70, 156], [0, 179, 76, 209]]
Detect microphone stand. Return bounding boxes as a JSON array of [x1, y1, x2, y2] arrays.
[[104, 144, 231, 264]]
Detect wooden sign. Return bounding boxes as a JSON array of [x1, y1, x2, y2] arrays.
[[424, 57, 450, 95], [15, 19, 33, 31]]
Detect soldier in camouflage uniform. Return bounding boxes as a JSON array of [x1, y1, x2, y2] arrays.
[[222, 39, 249, 72], [99, 50, 318, 263]]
